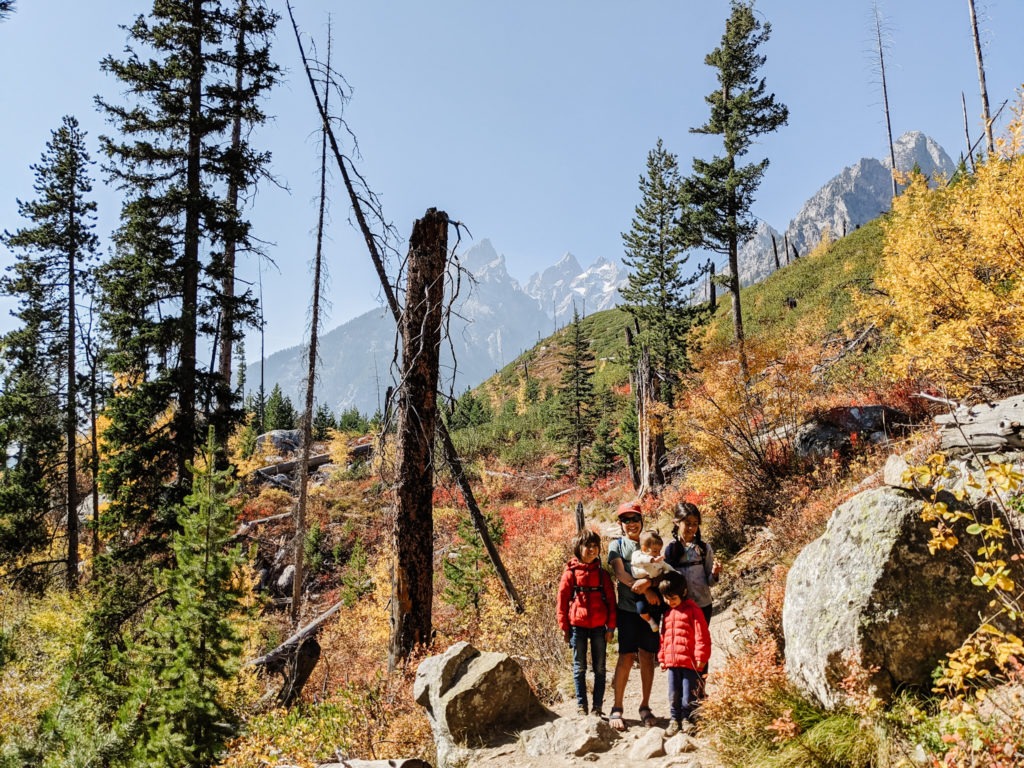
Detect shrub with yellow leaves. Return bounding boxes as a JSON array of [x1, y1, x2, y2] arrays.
[[906, 449, 1024, 764], [862, 98, 1024, 398]]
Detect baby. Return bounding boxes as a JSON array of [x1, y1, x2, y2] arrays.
[[630, 530, 677, 631]]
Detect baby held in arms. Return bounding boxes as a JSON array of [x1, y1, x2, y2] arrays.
[[630, 530, 677, 632]]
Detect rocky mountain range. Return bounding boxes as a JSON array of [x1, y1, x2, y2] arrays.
[[253, 239, 623, 417], [251, 131, 957, 418]]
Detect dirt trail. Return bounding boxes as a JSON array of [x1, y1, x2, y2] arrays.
[[467, 603, 738, 767]]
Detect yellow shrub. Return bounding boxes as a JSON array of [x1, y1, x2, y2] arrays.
[[862, 102, 1024, 397]]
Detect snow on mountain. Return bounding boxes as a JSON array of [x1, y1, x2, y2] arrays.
[[255, 131, 957, 419]]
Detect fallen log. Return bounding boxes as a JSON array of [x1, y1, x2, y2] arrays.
[[935, 394, 1024, 455], [247, 600, 342, 669], [256, 452, 333, 477]]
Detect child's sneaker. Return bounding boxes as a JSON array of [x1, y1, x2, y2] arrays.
[[665, 719, 682, 737], [648, 618, 660, 632], [592, 709, 604, 719], [576, 705, 588, 717]]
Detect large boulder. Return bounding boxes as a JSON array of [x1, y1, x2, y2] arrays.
[[783, 486, 989, 709], [255, 429, 301, 455], [414, 641, 547, 767]]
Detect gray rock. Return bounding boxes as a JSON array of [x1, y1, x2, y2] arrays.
[[276, 564, 295, 593], [256, 429, 301, 455], [665, 733, 699, 756], [414, 641, 547, 768], [628, 727, 666, 759], [793, 419, 851, 460], [783, 486, 990, 709], [882, 453, 912, 489], [519, 713, 618, 757], [318, 761, 431, 768]]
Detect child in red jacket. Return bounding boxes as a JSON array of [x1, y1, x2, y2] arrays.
[[657, 572, 711, 734], [557, 529, 617, 717]]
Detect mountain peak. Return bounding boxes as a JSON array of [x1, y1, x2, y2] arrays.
[[887, 131, 956, 178]]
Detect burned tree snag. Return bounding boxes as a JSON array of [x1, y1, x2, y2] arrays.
[[389, 208, 448, 671], [635, 347, 665, 498]]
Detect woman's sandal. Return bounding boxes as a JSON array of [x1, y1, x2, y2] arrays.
[[608, 707, 626, 731], [638, 705, 657, 727]]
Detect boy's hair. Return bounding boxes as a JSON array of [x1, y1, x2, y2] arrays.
[[639, 530, 663, 549], [658, 572, 688, 600], [572, 528, 601, 560]]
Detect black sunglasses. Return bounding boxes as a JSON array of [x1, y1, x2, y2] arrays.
[[620, 515, 642, 524]]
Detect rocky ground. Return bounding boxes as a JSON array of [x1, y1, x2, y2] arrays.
[[463, 604, 737, 768]]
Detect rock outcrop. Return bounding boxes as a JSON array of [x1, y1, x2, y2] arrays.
[[519, 713, 619, 757], [414, 641, 547, 767], [783, 485, 989, 709]]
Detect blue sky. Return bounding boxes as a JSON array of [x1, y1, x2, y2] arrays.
[[1, 1, 1022, 356]]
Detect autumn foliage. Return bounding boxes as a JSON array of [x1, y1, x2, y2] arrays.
[[863, 104, 1024, 398]]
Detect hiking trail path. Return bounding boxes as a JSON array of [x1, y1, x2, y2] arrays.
[[467, 597, 739, 767]]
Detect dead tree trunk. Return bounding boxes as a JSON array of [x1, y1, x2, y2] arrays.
[[872, 3, 898, 199], [292, 33, 332, 625], [708, 260, 717, 312], [287, 2, 521, 615], [635, 347, 665, 498], [967, 0, 994, 156], [962, 91, 977, 172], [389, 208, 448, 671], [770, 234, 780, 271]]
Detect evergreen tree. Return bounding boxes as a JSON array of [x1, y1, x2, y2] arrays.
[[0, 1, 13, 21], [447, 388, 492, 431], [263, 383, 296, 431], [95, 0, 278, 572], [621, 138, 702, 402], [121, 437, 246, 767], [0, 115, 99, 587], [550, 308, 597, 476], [442, 513, 504, 616], [311, 402, 336, 440], [685, 0, 788, 379], [336, 405, 369, 434]]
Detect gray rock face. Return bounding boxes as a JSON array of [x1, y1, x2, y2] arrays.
[[783, 486, 989, 709], [256, 429, 301, 455], [414, 641, 546, 768], [782, 131, 956, 259], [519, 713, 619, 757]]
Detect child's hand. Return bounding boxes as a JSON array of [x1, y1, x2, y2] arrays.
[[563, 629, 571, 644], [631, 577, 651, 594], [652, 554, 664, 563], [712, 560, 722, 578], [605, 630, 614, 643]]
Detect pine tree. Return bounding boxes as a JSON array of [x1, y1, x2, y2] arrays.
[[442, 513, 504, 616], [311, 402, 336, 440], [685, 0, 788, 379], [0, 1, 14, 21], [550, 307, 597, 476], [95, 0, 277, 572], [122, 436, 246, 767], [621, 138, 702, 404], [263, 383, 297, 431], [0, 115, 99, 587]]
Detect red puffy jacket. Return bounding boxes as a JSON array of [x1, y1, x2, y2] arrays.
[[658, 598, 710, 671], [557, 558, 617, 632]]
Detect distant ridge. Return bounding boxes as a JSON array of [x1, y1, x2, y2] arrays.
[[253, 131, 955, 418]]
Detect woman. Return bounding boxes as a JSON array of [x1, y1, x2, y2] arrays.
[[606, 500, 660, 730]]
